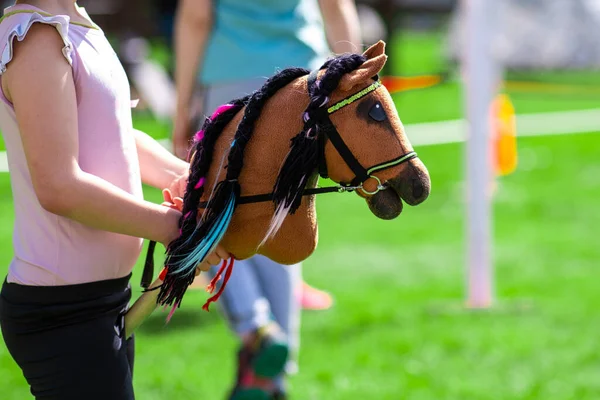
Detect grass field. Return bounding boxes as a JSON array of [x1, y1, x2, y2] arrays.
[[1, 31, 600, 399]]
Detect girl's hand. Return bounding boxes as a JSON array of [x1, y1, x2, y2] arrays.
[[168, 171, 189, 201], [161, 208, 183, 249], [160, 188, 183, 248], [160, 189, 230, 273], [162, 188, 183, 211], [196, 244, 230, 274]]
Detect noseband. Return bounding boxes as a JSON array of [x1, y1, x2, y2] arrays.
[[198, 69, 418, 208]]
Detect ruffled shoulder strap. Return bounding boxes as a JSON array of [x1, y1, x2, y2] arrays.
[[0, 6, 74, 75]]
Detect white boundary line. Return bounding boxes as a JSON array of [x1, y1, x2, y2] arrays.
[[1, 108, 598, 173], [406, 108, 600, 146], [0, 150, 6, 172]]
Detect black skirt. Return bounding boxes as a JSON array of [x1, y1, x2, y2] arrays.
[[0, 274, 135, 400]]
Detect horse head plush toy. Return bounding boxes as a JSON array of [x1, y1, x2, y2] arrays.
[[142, 41, 431, 315]]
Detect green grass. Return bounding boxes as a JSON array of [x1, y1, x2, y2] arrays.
[[1, 30, 600, 399], [389, 31, 600, 124], [2, 132, 600, 399]]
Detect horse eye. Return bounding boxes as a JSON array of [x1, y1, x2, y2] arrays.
[[369, 102, 387, 122]]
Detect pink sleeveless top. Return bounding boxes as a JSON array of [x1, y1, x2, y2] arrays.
[[0, 4, 143, 285]]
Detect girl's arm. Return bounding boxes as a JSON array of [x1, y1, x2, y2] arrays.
[[5, 24, 180, 247], [134, 128, 188, 190], [318, 0, 363, 54], [172, 0, 213, 159]]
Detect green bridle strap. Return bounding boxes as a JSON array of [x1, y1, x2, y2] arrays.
[[366, 151, 419, 176], [327, 80, 383, 114]]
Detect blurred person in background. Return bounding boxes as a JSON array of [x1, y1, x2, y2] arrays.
[[172, 0, 361, 398]]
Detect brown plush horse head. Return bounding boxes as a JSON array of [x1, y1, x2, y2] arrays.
[[149, 41, 430, 308]]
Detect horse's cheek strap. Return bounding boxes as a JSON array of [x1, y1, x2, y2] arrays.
[[307, 67, 370, 186], [321, 117, 369, 187]]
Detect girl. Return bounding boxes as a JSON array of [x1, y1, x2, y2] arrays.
[[0, 1, 226, 399]]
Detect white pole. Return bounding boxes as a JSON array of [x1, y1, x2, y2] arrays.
[[462, 0, 500, 308]]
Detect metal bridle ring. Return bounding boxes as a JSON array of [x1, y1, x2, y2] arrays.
[[360, 175, 386, 196]]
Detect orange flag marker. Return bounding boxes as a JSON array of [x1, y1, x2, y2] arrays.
[[490, 94, 517, 176]]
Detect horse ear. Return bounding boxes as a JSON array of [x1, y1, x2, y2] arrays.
[[363, 40, 386, 59], [339, 41, 388, 92]]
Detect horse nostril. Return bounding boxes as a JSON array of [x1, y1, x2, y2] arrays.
[[411, 178, 424, 199]]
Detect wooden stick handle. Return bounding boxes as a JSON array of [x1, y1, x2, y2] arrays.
[[124, 277, 162, 338]]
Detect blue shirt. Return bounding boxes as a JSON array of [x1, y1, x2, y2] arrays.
[[200, 0, 330, 85]]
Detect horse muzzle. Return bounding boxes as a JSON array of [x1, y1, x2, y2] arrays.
[[364, 158, 430, 220], [388, 157, 430, 206]]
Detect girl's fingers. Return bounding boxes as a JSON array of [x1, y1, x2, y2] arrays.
[[161, 190, 183, 211], [194, 246, 230, 276], [173, 197, 184, 210], [162, 188, 173, 204], [162, 190, 183, 211], [161, 201, 181, 211], [205, 252, 221, 266], [215, 245, 230, 260], [195, 261, 211, 274]]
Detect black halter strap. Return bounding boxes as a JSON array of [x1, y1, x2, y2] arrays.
[[307, 68, 369, 185], [197, 69, 417, 208], [198, 185, 352, 208], [318, 118, 370, 186]]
